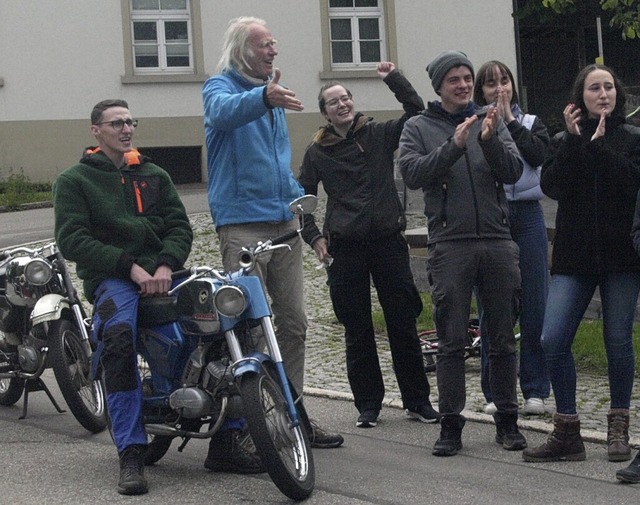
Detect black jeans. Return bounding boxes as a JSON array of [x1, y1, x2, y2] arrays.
[[327, 232, 432, 413]]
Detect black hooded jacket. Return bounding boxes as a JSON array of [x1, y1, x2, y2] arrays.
[[298, 69, 423, 247]]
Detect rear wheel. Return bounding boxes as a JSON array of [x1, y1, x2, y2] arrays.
[[240, 362, 314, 501], [48, 319, 107, 433], [0, 377, 24, 406]]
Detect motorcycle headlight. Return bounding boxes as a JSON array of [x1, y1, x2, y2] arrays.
[[24, 259, 53, 286], [213, 285, 246, 318]]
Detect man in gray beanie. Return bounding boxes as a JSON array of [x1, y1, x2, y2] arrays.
[[398, 50, 526, 457], [426, 50, 474, 95]]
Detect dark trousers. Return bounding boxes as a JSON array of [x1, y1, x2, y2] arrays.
[[327, 232, 432, 413], [427, 239, 521, 416]]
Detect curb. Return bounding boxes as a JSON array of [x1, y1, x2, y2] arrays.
[[0, 201, 53, 213], [304, 387, 639, 447]]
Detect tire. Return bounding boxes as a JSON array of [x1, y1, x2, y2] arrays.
[[240, 362, 315, 501], [48, 319, 107, 433], [144, 435, 173, 465], [0, 377, 24, 406], [419, 331, 438, 373]]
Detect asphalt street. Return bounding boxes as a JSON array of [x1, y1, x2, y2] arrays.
[[1, 373, 639, 505]]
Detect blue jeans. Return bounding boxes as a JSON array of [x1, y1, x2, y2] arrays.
[[542, 272, 640, 414], [481, 200, 550, 402]]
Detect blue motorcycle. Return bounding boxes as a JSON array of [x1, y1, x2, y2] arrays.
[[120, 195, 317, 501]]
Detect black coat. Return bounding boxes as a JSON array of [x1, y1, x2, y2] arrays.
[[542, 116, 640, 275], [298, 69, 423, 246]]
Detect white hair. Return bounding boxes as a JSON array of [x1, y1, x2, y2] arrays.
[[216, 16, 267, 74]]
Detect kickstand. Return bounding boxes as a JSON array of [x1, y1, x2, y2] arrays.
[[19, 378, 67, 419]]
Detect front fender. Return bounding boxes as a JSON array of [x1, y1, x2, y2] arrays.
[[30, 294, 70, 326], [232, 352, 272, 378]]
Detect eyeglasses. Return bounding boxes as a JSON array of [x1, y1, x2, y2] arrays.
[[95, 119, 139, 130], [325, 95, 352, 108]]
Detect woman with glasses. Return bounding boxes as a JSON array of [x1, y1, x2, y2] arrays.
[[298, 62, 440, 429]]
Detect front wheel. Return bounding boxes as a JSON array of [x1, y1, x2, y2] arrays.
[[0, 377, 25, 406], [48, 319, 107, 433], [240, 362, 315, 501]]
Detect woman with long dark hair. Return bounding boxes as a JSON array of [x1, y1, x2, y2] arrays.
[[522, 64, 640, 465]]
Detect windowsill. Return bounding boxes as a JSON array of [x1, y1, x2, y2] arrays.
[[121, 73, 209, 84], [319, 69, 379, 80]]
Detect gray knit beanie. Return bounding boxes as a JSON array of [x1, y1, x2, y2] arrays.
[[426, 50, 474, 93]]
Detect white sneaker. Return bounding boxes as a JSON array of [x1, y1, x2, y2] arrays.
[[483, 402, 497, 415], [522, 397, 546, 415]]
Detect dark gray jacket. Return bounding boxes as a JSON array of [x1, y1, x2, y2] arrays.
[[398, 103, 523, 244]]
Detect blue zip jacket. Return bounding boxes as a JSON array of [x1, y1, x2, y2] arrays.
[[202, 68, 303, 228]]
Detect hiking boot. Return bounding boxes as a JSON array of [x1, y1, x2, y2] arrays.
[[405, 403, 441, 424], [608, 409, 631, 462], [522, 413, 586, 462], [616, 451, 640, 483], [432, 414, 466, 457], [356, 409, 380, 428], [118, 444, 148, 495], [309, 418, 344, 448], [204, 429, 265, 474], [494, 411, 527, 451], [522, 398, 546, 416]]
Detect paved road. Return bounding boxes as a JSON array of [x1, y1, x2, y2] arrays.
[[0, 183, 209, 249], [1, 374, 638, 505]]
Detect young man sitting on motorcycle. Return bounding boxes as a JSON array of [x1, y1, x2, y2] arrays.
[[54, 99, 198, 495]]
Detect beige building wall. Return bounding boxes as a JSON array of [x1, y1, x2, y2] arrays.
[[0, 0, 517, 183]]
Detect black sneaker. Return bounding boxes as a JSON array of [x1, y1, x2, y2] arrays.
[[204, 429, 265, 474], [309, 419, 344, 448], [405, 404, 441, 424], [356, 409, 380, 428], [118, 445, 149, 495]]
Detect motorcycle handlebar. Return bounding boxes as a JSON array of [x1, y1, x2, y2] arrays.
[[270, 229, 300, 246]]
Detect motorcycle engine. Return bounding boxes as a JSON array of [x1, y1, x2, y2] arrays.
[[169, 387, 213, 418], [17, 344, 40, 372]]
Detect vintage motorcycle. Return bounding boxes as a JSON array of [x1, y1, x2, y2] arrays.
[[0, 241, 107, 433], [125, 195, 316, 501]]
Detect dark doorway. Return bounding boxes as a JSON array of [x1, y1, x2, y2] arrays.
[[137, 146, 202, 184]]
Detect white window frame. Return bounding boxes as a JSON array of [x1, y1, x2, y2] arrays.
[[319, 0, 397, 80], [130, 0, 193, 74], [328, 1, 386, 70], [121, 0, 207, 84]]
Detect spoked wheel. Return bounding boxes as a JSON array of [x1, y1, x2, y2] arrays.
[[48, 319, 107, 433], [0, 377, 25, 406], [240, 362, 315, 501]]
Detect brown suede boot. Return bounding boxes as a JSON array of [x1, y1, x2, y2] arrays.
[[607, 409, 631, 462], [522, 413, 586, 462]]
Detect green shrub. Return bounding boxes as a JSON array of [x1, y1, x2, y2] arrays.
[[0, 168, 52, 208]]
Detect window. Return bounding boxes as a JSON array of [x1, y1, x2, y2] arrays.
[[320, 0, 397, 79], [131, 0, 192, 73], [329, 0, 384, 68], [121, 0, 207, 83]]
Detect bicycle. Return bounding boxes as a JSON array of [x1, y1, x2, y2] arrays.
[[419, 319, 481, 373]]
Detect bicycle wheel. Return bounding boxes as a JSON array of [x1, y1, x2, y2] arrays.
[[240, 362, 315, 501], [419, 330, 438, 373]]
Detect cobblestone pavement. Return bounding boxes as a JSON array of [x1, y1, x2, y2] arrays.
[[56, 200, 638, 446], [185, 201, 640, 447]]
